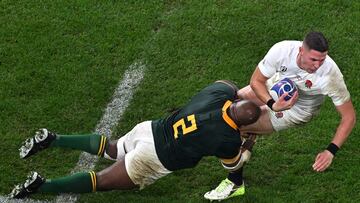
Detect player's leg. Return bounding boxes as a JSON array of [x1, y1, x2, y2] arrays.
[[97, 159, 137, 190], [240, 105, 274, 134], [38, 121, 171, 193], [19, 128, 109, 159], [103, 138, 121, 161], [205, 100, 310, 200], [35, 160, 136, 194], [102, 121, 148, 162], [98, 159, 139, 191], [236, 85, 275, 134], [205, 87, 275, 201], [237, 85, 306, 134], [204, 134, 257, 201], [204, 110, 274, 200], [204, 167, 245, 201], [12, 121, 171, 199], [9, 159, 136, 199]]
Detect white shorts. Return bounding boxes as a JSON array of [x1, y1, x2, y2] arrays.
[[266, 105, 315, 131], [119, 121, 172, 189]]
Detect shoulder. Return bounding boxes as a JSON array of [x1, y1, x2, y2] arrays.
[[317, 55, 343, 78], [215, 80, 239, 93], [196, 81, 238, 101], [265, 40, 301, 61], [270, 40, 301, 51], [317, 56, 350, 104], [261, 40, 300, 67]]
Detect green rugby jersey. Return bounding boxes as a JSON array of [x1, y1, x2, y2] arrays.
[[152, 82, 243, 171]]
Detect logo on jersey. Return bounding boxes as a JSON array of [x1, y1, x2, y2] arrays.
[[305, 80, 312, 89], [275, 112, 283, 118], [280, 65, 287, 72]]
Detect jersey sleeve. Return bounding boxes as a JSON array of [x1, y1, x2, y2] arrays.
[[322, 63, 351, 106], [258, 42, 283, 78], [205, 81, 238, 101], [215, 141, 240, 159]]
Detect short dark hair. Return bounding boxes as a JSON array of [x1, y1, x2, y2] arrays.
[[303, 31, 329, 52]]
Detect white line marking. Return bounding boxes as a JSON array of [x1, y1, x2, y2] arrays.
[[1, 62, 145, 203], [55, 62, 145, 203]]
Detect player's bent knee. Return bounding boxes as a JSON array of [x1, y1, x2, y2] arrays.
[[104, 140, 118, 160], [96, 160, 137, 191]]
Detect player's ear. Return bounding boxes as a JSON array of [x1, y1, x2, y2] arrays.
[[299, 46, 303, 55]]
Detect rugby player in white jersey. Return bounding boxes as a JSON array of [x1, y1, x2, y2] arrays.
[[204, 31, 356, 201]]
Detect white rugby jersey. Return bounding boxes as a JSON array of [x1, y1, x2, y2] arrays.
[[258, 40, 350, 118]]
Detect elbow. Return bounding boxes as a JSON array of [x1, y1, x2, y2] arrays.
[[349, 108, 356, 126], [351, 112, 356, 127], [249, 79, 258, 91], [249, 80, 255, 90], [249, 76, 266, 92], [345, 111, 356, 128]]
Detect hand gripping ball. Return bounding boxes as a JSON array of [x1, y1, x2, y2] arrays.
[[269, 78, 297, 101]]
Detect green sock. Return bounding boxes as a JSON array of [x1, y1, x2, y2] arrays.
[[39, 171, 97, 193], [51, 134, 107, 156]]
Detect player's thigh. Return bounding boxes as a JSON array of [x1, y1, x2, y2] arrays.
[[112, 121, 153, 160], [96, 159, 136, 191], [240, 105, 274, 134], [124, 142, 171, 189], [237, 85, 265, 106]]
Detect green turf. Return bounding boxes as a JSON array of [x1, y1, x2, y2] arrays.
[[1, 0, 359, 202]]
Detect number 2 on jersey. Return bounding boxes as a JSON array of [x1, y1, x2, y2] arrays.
[[173, 114, 197, 139]]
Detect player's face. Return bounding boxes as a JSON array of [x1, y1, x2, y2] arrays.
[[298, 46, 327, 73]]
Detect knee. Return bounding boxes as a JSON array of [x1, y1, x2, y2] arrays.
[[95, 160, 137, 191], [105, 140, 118, 159], [96, 171, 110, 191]]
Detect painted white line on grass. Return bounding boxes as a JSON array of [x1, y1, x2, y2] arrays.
[[0, 62, 145, 203], [55, 62, 145, 203]]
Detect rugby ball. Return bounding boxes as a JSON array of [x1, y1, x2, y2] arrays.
[[269, 78, 297, 101]]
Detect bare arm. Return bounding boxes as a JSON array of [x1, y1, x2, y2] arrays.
[[331, 100, 356, 147], [249, 67, 271, 103], [312, 99, 356, 172], [249, 67, 298, 112]]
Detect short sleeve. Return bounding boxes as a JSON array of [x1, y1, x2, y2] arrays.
[[322, 64, 351, 106], [258, 42, 283, 78]]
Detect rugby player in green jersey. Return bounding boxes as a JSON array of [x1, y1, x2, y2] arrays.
[[10, 80, 260, 199]]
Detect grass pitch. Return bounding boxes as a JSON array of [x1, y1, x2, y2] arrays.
[[1, 0, 359, 202]]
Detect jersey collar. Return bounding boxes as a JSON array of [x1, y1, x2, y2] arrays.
[[222, 100, 238, 131]]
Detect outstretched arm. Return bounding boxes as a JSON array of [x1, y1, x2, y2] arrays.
[[312, 100, 356, 172]]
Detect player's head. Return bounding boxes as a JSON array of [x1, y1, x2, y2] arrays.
[[299, 31, 328, 73], [304, 31, 328, 52], [228, 100, 261, 127]]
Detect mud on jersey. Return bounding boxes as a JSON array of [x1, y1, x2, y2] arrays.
[[152, 82, 242, 171]]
